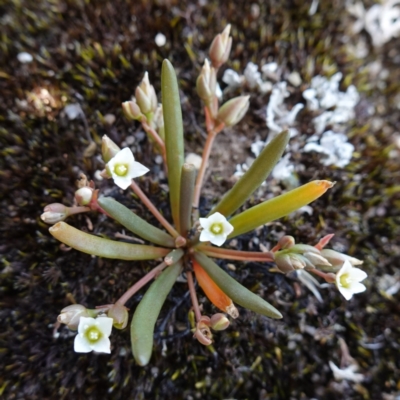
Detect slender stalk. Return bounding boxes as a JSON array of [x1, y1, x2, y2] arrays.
[[116, 262, 168, 306], [197, 245, 275, 262], [130, 181, 180, 238], [187, 270, 202, 322], [193, 117, 225, 214], [193, 131, 216, 213], [308, 268, 336, 283], [68, 206, 91, 216], [141, 119, 167, 167]]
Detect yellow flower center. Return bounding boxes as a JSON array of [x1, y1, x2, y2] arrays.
[[339, 273, 351, 288], [210, 223, 223, 234], [85, 326, 102, 344], [114, 164, 128, 177]]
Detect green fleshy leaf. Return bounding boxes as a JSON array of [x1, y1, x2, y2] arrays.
[[211, 130, 290, 217], [49, 222, 170, 260], [193, 251, 282, 319], [228, 180, 333, 238], [162, 59, 184, 230], [130, 261, 182, 366], [98, 197, 175, 247], [179, 163, 196, 236]]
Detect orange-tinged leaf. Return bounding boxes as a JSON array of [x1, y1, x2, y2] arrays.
[[192, 259, 238, 318]]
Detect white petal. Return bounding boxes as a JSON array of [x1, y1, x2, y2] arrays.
[[95, 317, 113, 337], [77, 317, 96, 334], [74, 334, 92, 353], [349, 282, 366, 294], [338, 286, 354, 300], [350, 268, 368, 282], [113, 175, 132, 190], [209, 234, 227, 246], [222, 220, 234, 236], [116, 147, 135, 163], [338, 260, 353, 276], [199, 217, 211, 230], [207, 212, 223, 224], [199, 229, 213, 242], [91, 337, 111, 353], [129, 161, 150, 179]]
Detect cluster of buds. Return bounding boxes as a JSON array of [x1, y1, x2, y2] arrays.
[[57, 303, 129, 353], [196, 25, 249, 131], [272, 235, 367, 300], [122, 73, 165, 140], [192, 313, 230, 346]]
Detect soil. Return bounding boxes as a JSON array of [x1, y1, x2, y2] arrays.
[[1, 1, 400, 399]]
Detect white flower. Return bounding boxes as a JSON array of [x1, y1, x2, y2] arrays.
[[199, 212, 234, 246], [74, 317, 113, 353], [107, 148, 149, 190], [335, 260, 367, 300]]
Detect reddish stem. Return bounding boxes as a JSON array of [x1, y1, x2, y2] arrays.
[[116, 262, 168, 306], [130, 181, 180, 238], [187, 270, 202, 322], [197, 245, 275, 262]]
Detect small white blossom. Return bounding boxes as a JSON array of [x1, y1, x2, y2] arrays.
[[199, 212, 234, 246], [74, 317, 113, 353], [107, 148, 149, 190], [336, 260, 367, 300]]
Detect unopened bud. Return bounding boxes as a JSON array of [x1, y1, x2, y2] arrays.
[[135, 72, 158, 114], [196, 59, 217, 104], [303, 251, 331, 267], [107, 303, 129, 329], [193, 318, 213, 346], [210, 313, 230, 331], [101, 135, 120, 163], [321, 249, 363, 269], [122, 100, 142, 120], [277, 235, 295, 249], [217, 95, 250, 127], [58, 304, 89, 330], [75, 187, 93, 206], [209, 24, 232, 69], [41, 203, 69, 224]]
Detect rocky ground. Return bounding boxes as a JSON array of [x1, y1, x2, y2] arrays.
[[1, 0, 400, 399]]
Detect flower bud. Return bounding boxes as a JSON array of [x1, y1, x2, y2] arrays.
[[321, 249, 363, 269], [210, 313, 230, 331], [58, 304, 89, 330], [75, 187, 93, 206], [101, 135, 121, 163], [107, 303, 129, 330], [193, 318, 213, 346], [209, 24, 232, 69], [135, 72, 158, 114], [41, 203, 69, 224], [274, 244, 332, 274], [122, 100, 142, 120], [196, 59, 217, 104], [217, 95, 250, 127], [277, 235, 295, 249]]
